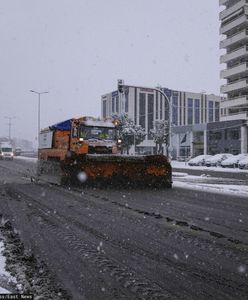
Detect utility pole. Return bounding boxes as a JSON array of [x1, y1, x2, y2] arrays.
[[4, 116, 16, 141]]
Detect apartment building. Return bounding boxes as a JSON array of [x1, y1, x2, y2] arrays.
[[101, 86, 222, 158], [220, 0, 248, 120], [217, 0, 248, 154]]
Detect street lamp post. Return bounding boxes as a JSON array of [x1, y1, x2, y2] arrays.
[[30, 90, 49, 148], [4, 116, 16, 141]]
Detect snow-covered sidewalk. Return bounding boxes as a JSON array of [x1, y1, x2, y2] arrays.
[[171, 160, 248, 197], [171, 160, 248, 173], [173, 175, 248, 197]]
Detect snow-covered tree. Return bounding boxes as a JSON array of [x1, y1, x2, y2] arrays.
[[112, 114, 146, 154], [150, 120, 169, 154]]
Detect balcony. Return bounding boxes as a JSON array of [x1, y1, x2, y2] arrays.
[[220, 29, 248, 48], [220, 78, 248, 93], [220, 62, 248, 78], [221, 95, 248, 107], [220, 14, 248, 34], [219, 0, 228, 6], [220, 0, 247, 20], [221, 111, 248, 121], [220, 45, 248, 63]]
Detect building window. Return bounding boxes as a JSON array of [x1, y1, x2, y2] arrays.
[[134, 88, 137, 124], [229, 129, 240, 140], [180, 146, 190, 158], [205, 98, 207, 123], [125, 93, 128, 112], [160, 94, 163, 119], [209, 131, 222, 141], [139, 93, 146, 129], [172, 95, 178, 125], [194, 99, 200, 124], [112, 98, 115, 113], [183, 94, 186, 125], [148, 94, 154, 140], [115, 96, 119, 113], [187, 98, 193, 125], [102, 100, 107, 118], [215, 102, 220, 122], [164, 97, 169, 121], [208, 101, 214, 122], [156, 92, 158, 119], [179, 94, 182, 126]]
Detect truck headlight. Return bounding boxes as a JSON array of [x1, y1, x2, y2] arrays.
[[117, 139, 122, 144]]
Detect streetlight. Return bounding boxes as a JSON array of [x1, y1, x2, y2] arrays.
[[30, 90, 49, 148], [4, 116, 16, 141], [117, 80, 172, 156]]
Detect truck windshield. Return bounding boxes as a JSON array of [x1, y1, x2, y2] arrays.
[[79, 126, 116, 140], [1, 148, 12, 152]]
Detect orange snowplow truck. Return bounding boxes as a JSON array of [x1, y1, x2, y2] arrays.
[[38, 116, 172, 188]]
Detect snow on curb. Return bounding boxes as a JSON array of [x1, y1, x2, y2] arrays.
[[173, 180, 248, 198], [172, 161, 248, 173], [15, 156, 38, 163]]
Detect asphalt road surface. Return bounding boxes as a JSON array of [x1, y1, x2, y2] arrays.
[[0, 158, 247, 299]]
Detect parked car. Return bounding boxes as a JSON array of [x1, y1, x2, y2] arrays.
[[238, 156, 248, 169], [221, 154, 248, 168], [188, 154, 212, 166], [205, 153, 233, 167]]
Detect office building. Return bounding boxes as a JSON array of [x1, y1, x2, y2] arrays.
[[101, 86, 222, 158]]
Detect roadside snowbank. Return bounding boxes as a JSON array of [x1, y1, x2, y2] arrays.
[[15, 156, 37, 163], [173, 180, 248, 198], [0, 239, 17, 293], [172, 160, 248, 173]]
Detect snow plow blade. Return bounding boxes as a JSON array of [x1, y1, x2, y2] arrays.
[[37, 154, 172, 188]]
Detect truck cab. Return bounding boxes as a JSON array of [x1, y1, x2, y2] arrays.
[[0, 144, 14, 160], [70, 117, 118, 155]]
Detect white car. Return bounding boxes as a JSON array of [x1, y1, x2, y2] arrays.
[[221, 154, 248, 168], [0, 146, 14, 160], [205, 153, 233, 167], [188, 155, 212, 166], [238, 156, 248, 169]]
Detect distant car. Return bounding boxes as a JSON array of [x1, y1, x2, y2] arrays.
[[238, 156, 248, 169], [221, 154, 248, 168], [188, 154, 212, 166], [205, 153, 233, 167], [14, 147, 22, 156]]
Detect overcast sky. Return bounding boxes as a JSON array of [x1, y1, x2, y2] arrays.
[[0, 0, 221, 144]]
